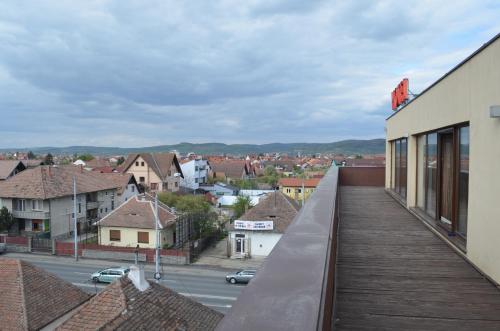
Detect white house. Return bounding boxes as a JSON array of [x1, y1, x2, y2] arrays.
[[179, 159, 210, 190], [228, 191, 300, 258]]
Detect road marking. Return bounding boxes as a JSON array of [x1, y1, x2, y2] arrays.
[[73, 272, 89, 275], [178, 292, 237, 301], [147, 278, 177, 283]]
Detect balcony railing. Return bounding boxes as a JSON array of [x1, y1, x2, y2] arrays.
[[86, 201, 99, 210], [12, 210, 50, 220], [216, 166, 339, 331]]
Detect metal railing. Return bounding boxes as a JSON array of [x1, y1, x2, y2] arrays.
[[12, 210, 50, 219], [216, 166, 340, 331]]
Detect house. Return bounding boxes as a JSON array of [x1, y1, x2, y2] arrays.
[[200, 182, 239, 196], [0, 258, 91, 331], [210, 160, 254, 183], [227, 191, 300, 258], [97, 195, 176, 249], [55, 266, 223, 331], [121, 153, 183, 192], [278, 177, 321, 202], [99, 172, 139, 205], [180, 158, 210, 190], [0, 160, 26, 181], [0, 165, 126, 239], [385, 33, 500, 284]]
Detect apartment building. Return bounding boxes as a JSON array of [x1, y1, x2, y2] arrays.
[[121, 153, 183, 192], [0, 166, 135, 239], [180, 158, 210, 190], [386, 33, 500, 284]]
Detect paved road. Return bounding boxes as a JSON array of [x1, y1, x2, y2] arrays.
[[2, 253, 246, 314]]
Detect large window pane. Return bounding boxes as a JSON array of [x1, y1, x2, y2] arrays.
[[400, 138, 407, 198], [391, 142, 396, 189], [457, 126, 469, 236], [395, 140, 401, 194], [426, 133, 437, 218], [417, 135, 426, 209]]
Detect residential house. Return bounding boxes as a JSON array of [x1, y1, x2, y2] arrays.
[[0, 166, 126, 239], [210, 160, 254, 183], [228, 191, 300, 258], [200, 182, 239, 197], [0, 160, 26, 181], [54, 266, 223, 331], [97, 195, 176, 249], [278, 177, 321, 202], [180, 158, 210, 190], [0, 258, 90, 331], [121, 153, 183, 192], [99, 172, 139, 205]]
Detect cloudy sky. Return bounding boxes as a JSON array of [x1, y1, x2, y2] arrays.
[[0, 1, 499, 148]]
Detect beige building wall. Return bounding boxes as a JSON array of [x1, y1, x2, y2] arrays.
[[99, 225, 174, 249], [125, 156, 180, 192], [385, 37, 500, 284]]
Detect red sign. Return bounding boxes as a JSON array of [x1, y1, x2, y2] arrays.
[[391, 78, 409, 110]]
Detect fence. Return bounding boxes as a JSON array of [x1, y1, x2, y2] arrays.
[[54, 241, 189, 265], [0, 235, 30, 253]]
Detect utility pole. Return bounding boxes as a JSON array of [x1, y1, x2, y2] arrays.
[[73, 176, 78, 261], [154, 194, 161, 283]]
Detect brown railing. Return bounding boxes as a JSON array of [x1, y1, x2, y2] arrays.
[[216, 166, 340, 331], [338, 166, 385, 187]]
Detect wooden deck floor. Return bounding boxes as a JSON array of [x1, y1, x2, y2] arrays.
[[335, 187, 500, 330]]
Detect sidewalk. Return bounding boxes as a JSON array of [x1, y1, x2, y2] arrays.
[[3, 252, 233, 276], [193, 239, 266, 270]]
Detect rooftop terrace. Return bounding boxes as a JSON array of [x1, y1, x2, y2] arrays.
[[217, 166, 500, 330]]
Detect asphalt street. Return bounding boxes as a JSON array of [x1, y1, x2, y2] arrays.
[[2, 253, 246, 314]]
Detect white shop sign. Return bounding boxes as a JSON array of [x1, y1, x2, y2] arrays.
[[234, 220, 274, 231]]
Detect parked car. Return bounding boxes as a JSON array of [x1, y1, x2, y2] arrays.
[[0, 243, 5, 254], [91, 267, 130, 283], [225, 269, 256, 284]]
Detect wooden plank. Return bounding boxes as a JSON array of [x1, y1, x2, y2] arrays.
[[335, 187, 500, 330]]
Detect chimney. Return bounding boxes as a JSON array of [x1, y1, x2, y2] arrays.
[[48, 165, 51, 176], [128, 265, 150, 292], [80, 164, 83, 173]]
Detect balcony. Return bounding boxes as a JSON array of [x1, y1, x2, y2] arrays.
[[12, 210, 50, 220], [216, 166, 500, 330]]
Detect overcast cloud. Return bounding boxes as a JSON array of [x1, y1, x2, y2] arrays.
[[0, 0, 499, 147]]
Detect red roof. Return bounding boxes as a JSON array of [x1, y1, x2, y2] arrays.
[[278, 178, 321, 188]]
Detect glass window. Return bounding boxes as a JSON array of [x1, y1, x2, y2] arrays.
[[417, 135, 426, 209], [400, 138, 407, 198], [395, 140, 400, 193], [426, 133, 437, 218], [110, 230, 121, 241], [457, 126, 469, 236], [138, 231, 149, 244]]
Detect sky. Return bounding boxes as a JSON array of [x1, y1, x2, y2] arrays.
[[0, 0, 499, 148]]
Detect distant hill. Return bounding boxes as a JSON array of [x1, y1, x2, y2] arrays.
[[0, 139, 385, 156]]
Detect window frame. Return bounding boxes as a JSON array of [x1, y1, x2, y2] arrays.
[[137, 231, 149, 244], [109, 230, 121, 241]]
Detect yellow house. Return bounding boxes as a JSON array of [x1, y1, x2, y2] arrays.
[[97, 196, 176, 249], [278, 178, 321, 202], [121, 153, 183, 192]]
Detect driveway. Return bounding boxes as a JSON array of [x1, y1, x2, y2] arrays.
[[194, 238, 265, 270]]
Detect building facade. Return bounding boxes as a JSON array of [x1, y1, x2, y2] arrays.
[[121, 153, 183, 192], [385, 33, 500, 284], [180, 159, 210, 190]]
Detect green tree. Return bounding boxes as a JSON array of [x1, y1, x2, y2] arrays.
[[27, 151, 36, 160], [176, 195, 211, 214], [234, 179, 257, 189], [157, 191, 180, 208], [0, 207, 15, 232], [78, 154, 95, 161], [116, 156, 125, 166], [44, 153, 54, 165], [233, 196, 252, 219]]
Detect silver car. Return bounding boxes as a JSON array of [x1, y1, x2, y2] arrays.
[[225, 269, 256, 284], [91, 267, 130, 283]]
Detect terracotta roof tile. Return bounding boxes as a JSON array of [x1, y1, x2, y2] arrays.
[[58, 276, 223, 331], [97, 196, 175, 229], [0, 258, 91, 331], [278, 178, 321, 188]]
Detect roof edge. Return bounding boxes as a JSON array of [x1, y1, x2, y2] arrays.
[[386, 32, 500, 121]]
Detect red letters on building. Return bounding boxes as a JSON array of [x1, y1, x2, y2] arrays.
[[391, 78, 409, 110]]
